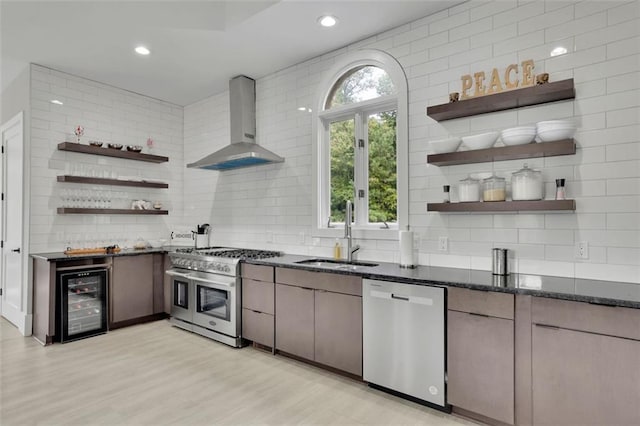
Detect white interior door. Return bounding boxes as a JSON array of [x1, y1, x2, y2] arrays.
[[1, 112, 25, 330]]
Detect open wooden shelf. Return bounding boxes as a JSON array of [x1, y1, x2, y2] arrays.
[[57, 208, 168, 215], [427, 199, 575, 212], [58, 142, 169, 163], [57, 175, 168, 189], [427, 139, 576, 166], [426, 79, 575, 121]]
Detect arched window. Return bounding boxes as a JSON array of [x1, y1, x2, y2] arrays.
[[313, 50, 408, 234]]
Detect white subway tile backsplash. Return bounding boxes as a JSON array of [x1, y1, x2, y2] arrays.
[[170, 0, 640, 285], [519, 229, 574, 245], [607, 247, 640, 265], [607, 1, 640, 25], [606, 213, 640, 229], [518, 258, 575, 277], [575, 262, 640, 283]]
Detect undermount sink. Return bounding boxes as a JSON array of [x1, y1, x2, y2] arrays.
[[295, 258, 379, 270]]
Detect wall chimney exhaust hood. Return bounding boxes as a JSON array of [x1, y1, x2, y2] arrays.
[[187, 75, 284, 171]]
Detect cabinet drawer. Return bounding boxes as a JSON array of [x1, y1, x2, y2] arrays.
[[241, 263, 274, 282], [532, 297, 640, 341], [448, 287, 514, 320], [242, 279, 274, 315], [242, 309, 274, 347], [275, 267, 362, 296], [447, 310, 514, 424]]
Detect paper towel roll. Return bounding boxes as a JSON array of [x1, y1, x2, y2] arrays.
[[399, 230, 414, 267]]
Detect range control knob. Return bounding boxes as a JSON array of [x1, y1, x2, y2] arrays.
[[223, 265, 231, 273]]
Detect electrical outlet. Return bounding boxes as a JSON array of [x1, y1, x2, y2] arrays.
[[575, 241, 589, 259], [438, 236, 448, 252]]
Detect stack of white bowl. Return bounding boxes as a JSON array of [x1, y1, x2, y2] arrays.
[[461, 131, 500, 150], [501, 126, 537, 146], [536, 120, 576, 142]]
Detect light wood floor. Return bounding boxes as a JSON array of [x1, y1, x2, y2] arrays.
[[1, 319, 477, 425]]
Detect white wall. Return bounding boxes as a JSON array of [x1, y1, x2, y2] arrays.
[[183, 0, 640, 284], [28, 64, 184, 253]]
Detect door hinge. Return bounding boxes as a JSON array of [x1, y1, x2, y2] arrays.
[[358, 189, 365, 198], [358, 139, 365, 148], [1, 145, 4, 154], [1, 192, 3, 201], [0, 288, 2, 296], [0, 240, 3, 248]]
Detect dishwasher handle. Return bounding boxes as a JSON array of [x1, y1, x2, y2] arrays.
[[370, 290, 434, 306], [391, 294, 410, 301]]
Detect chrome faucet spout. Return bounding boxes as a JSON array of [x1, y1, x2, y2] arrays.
[[345, 200, 359, 261]]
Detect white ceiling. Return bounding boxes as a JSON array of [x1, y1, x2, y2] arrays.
[[1, 1, 459, 106]]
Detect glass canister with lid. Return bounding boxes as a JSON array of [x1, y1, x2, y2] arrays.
[[458, 176, 481, 202], [511, 163, 544, 200], [482, 175, 506, 201]]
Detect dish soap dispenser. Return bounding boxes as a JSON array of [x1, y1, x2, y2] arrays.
[[333, 239, 342, 260]]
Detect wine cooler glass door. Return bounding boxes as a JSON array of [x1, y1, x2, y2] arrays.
[[59, 269, 108, 342]]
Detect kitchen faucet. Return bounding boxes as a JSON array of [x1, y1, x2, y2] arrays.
[[345, 200, 360, 262]]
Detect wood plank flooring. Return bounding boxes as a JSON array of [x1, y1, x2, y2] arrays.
[[1, 319, 477, 425]]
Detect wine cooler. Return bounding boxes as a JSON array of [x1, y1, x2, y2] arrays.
[[56, 268, 108, 343]]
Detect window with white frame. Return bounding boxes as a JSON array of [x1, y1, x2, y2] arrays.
[[314, 50, 408, 234]]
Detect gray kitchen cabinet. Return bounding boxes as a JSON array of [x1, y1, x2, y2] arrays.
[[447, 288, 514, 425], [531, 298, 640, 425], [274, 267, 363, 375], [111, 254, 156, 325], [275, 283, 315, 360], [314, 290, 362, 376], [241, 264, 275, 348]]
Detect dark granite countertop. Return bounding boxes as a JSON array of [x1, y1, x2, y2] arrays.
[[30, 247, 169, 261], [246, 254, 640, 309]]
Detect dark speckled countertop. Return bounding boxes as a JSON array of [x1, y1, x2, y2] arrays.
[[246, 254, 640, 309], [30, 247, 169, 261], [31, 248, 640, 309]]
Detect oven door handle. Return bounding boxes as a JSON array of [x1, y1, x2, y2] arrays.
[[189, 275, 235, 287], [165, 269, 193, 279]]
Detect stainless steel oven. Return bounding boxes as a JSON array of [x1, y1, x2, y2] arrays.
[[191, 271, 237, 338], [166, 247, 281, 348], [166, 269, 193, 331]]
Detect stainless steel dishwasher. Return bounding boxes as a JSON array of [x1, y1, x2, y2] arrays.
[[363, 278, 447, 410]]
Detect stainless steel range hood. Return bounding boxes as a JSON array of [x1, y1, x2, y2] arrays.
[[187, 75, 284, 171]]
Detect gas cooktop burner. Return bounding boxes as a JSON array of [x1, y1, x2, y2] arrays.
[[207, 249, 282, 260], [172, 247, 281, 260], [174, 246, 225, 254]]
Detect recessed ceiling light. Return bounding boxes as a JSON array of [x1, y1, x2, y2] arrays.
[[550, 46, 568, 57], [50, 99, 63, 105], [135, 45, 151, 55], [318, 15, 338, 27], [297, 107, 307, 111]]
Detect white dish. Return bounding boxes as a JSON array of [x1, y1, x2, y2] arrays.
[[428, 137, 462, 154], [501, 126, 537, 146], [537, 127, 576, 142], [536, 120, 575, 130], [462, 132, 499, 150]]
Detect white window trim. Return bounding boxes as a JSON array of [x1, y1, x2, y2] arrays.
[[311, 49, 408, 240]]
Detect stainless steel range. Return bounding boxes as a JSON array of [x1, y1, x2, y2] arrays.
[[166, 247, 281, 347]]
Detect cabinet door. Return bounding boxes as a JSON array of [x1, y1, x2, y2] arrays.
[[532, 325, 640, 425], [275, 283, 314, 360], [242, 308, 274, 347], [314, 290, 362, 376], [111, 255, 154, 323], [447, 310, 514, 424]]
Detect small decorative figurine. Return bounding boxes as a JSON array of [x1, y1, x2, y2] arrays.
[[74, 125, 84, 143], [146, 137, 154, 152], [449, 92, 459, 103], [536, 73, 549, 85]]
